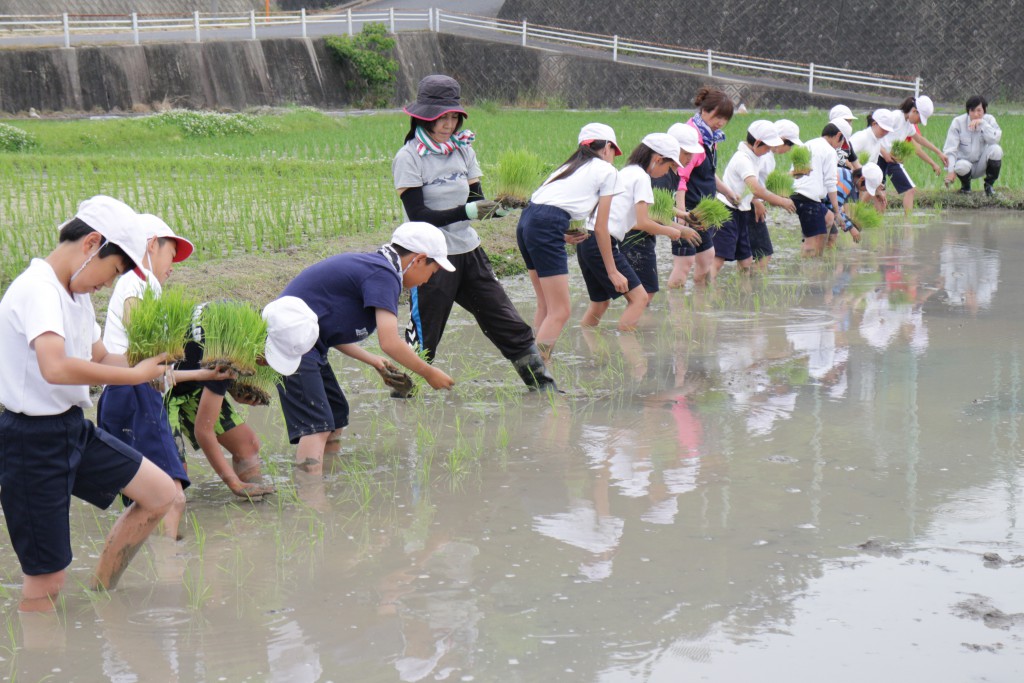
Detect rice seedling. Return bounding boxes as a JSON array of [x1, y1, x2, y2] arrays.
[[889, 140, 914, 164], [198, 301, 268, 376], [790, 145, 811, 175], [765, 169, 794, 197], [124, 285, 198, 366], [691, 196, 732, 229], [845, 201, 883, 230], [493, 149, 545, 209], [229, 363, 283, 406], [650, 188, 677, 225]]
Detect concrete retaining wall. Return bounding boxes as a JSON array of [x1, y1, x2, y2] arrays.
[[2, 1, 260, 15], [0, 32, 891, 116]]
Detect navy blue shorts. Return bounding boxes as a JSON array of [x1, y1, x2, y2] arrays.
[[712, 208, 753, 262], [880, 159, 915, 194], [276, 352, 350, 445], [0, 407, 143, 575], [97, 383, 189, 488], [749, 216, 773, 259], [620, 230, 659, 293], [516, 203, 573, 277], [575, 234, 643, 302], [792, 194, 828, 237]]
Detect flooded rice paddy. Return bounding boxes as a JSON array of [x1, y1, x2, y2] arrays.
[[2, 210, 1024, 681]]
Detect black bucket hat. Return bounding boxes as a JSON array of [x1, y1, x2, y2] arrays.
[[403, 75, 468, 122]]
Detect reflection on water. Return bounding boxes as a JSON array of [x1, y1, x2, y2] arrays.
[[3, 212, 1024, 681]]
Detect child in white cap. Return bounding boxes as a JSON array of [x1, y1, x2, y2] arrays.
[[881, 95, 948, 213], [516, 122, 624, 367], [0, 196, 176, 610], [270, 222, 456, 467], [96, 213, 235, 540], [750, 119, 802, 271], [578, 133, 695, 330], [711, 120, 796, 279], [836, 162, 885, 242]]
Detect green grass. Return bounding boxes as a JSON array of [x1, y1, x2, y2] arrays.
[[0, 106, 1021, 289]]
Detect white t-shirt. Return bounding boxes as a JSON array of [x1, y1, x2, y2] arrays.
[[717, 142, 761, 210], [531, 158, 623, 221], [103, 271, 162, 355], [850, 128, 883, 164], [882, 110, 915, 151], [758, 152, 775, 186], [585, 164, 652, 241], [0, 258, 101, 415], [792, 137, 839, 201]]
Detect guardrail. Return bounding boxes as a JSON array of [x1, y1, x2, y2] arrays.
[[0, 8, 921, 97]]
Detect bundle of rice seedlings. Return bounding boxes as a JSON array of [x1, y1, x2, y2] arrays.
[[229, 363, 282, 407], [845, 201, 883, 230], [889, 140, 914, 164], [566, 218, 587, 234], [125, 286, 198, 367], [765, 169, 793, 197], [493, 149, 545, 209], [198, 301, 268, 376], [649, 188, 677, 225], [691, 197, 732, 229], [790, 145, 811, 176]]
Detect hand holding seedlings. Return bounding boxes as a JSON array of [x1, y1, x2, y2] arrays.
[[466, 200, 507, 220], [376, 359, 416, 397], [675, 223, 702, 247]]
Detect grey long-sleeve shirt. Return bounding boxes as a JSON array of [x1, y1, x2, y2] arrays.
[[943, 113, 1002, 171]]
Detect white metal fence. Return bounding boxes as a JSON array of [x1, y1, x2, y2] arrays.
[[0, 8, 921, 97]]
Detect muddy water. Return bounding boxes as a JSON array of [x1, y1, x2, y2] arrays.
[[3, 211, 1024, 681]]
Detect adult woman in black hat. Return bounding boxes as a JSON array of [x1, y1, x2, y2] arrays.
[[391, 74, 555, 391]]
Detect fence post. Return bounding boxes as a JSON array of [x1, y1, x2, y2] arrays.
[[706, 49, 712, 76], [249, 10, 256, 40], [62, 13, 70, 48], [914, 76, 921, 98], [131, 12, 139, 45], [808, 62, 815, 93], [301, 8, 306, 38], [435, 8, 441, 32], [389, 7, 395, 33], [193, 11, 200, 42], [612, 35, 618, 62], [347, 8, 353, 36], [521, 19, 527, 47]]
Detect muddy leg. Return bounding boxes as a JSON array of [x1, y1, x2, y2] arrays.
[[90, 459, 176, 591]]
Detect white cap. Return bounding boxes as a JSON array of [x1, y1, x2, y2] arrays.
[[578, 122, 622, 156], [861, 162, 883, 197], [871, 109, 895, 132], [774, 119, 803, 145], [830, 118, 853, 140], [390, 222, 456, 272], [138, 214, 194, 263], [64, 195, 147, 274], [641, 132, 683, 165], [829, 104, 857, 121], [667, 122, 704, 154], [262, 296, 319, 375], [915, 95, 934, 125], [747, 119, 784, 146]]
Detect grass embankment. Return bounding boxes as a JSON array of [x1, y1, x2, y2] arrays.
[[1, 106, 1021, 304]]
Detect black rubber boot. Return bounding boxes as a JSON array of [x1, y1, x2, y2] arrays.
[[984, 159, 1001, 196], [513, 346, 558, 392], [957, 173, 972, 193]]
